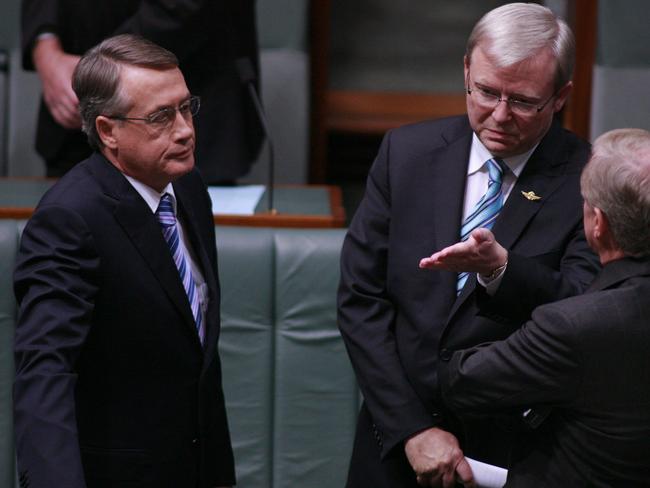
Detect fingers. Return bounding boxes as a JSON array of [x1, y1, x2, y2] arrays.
[[35, 43, 82, 129], [420, 228, 506, 274], [455, 458, 476, 488], [419, 241, 472, 270], [41, 61, 81, 129], [405, 428, 468, 488], [45, 92, 81, 129]]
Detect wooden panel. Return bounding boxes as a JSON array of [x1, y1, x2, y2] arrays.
[[0, 182, 346, 228], [309, 0, 332, 182], [326, 90, 467, 135], [562, 0, 597, 139]]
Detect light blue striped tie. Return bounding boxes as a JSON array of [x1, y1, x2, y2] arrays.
[[156, 193, 205, 344], [457, 158, 505, 294]]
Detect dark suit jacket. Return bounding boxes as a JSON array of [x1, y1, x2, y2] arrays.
[[337, 115, 601, 486], [440, 257, 650, 487], [13, 153, 234, 488], [21, 0, 263, 181]]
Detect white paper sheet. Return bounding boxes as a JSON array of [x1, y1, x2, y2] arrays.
[[208, 185, 265, 215], [466, 457, 508, 488]]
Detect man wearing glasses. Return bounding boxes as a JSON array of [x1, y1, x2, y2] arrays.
[[338, 3, 600, 487], [13, 35, 234, 488]]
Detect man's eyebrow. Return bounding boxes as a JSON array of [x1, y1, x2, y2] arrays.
[[475, 81, 541, 102], [148, 95, 193, 114]]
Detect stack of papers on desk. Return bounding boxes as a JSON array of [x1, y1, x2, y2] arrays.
[[208, 185, 265, 215]]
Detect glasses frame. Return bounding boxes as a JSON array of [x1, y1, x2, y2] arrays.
[[466, 73, 555, 115], [105, 95, 201, 128]]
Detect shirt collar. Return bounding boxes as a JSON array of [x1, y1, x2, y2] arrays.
[[123, 174, 176, 214], [468, 133, 538, 178]]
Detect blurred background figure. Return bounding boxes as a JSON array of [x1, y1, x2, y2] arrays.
[[21, 0, 263, 183]]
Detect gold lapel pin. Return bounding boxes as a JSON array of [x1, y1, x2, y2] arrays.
[[521, 191, 542, 201]]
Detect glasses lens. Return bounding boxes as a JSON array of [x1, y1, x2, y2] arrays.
[[476, 89, 498, 107], [509, 100, 536, 116], [148, 108, 175, 127], [189, 97, 200, 116]]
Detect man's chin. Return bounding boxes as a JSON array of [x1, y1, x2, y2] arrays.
[[481, 136, 519, 158], [166, 156, 195, 179]]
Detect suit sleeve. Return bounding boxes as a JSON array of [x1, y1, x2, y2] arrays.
[[480, 225, 600, 325], [439, 303, 581, 412], [21, 0, 59, 69], [21, 0, 227, 69], [113, 0, 221, 62], [337, 132, 440, 459], [13, 205, 100, 488]]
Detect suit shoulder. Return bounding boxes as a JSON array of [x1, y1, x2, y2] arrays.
[[376, 115, 471, 169], [37, 161, 102, 213], [556, 126, 591, 167], [533, 283, 646, 338], [386, 115, 470, 149]]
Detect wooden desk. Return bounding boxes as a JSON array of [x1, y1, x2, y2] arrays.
[[0, 179, 346, 228]]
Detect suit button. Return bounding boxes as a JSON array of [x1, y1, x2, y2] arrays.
[[440, 348, 452, 361]]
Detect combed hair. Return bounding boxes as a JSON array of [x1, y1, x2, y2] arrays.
[[466, 2, 575, 90], [72, 34, 179, 150], [581, 128, 650, 257]]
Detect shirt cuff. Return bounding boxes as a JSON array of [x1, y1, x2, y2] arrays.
[[477, 261, 507, 295]]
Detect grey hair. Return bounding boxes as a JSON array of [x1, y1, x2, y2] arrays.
[[581, 128, 650, 257], [466, 2, 575, 90], [72, 34, 179, 150]]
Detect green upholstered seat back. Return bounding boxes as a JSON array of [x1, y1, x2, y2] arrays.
[[0, 220, 21, 488], [217, 226, 357, 487]]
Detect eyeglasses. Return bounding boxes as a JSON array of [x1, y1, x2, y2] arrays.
[[106, 96, 200, 129], [466, 75, 554, 116]]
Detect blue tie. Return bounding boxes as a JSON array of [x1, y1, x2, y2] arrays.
[[156, 193, 205, 344], [457, 158, 505, 294]]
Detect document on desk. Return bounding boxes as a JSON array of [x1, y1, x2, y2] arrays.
[[466, 457, 507, 488], [208, 185, 265, 215]]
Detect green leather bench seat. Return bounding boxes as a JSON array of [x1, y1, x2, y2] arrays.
[[0, 221, 358, 488]]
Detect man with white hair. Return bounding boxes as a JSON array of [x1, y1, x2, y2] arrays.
[[338, 3, 600, 487], [440, 128, 650, 486]]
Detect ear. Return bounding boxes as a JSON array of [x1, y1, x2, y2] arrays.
[[96, 115, 119, 149], [594, 206, 619, 248], [552, 80, 572, 113], [592, 206, 606, 240]]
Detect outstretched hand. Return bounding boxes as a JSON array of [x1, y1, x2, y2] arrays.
[[419, 228, 507, 276]]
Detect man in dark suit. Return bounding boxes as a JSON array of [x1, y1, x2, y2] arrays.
[[337, 4, 600, 487], [13, 35, 233, 488], [439, 128, 650, 486], [21, 0, 262, 183]]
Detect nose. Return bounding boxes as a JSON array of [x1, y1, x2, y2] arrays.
[[171, 110, 194, 141], [491, 99, 513, 123]]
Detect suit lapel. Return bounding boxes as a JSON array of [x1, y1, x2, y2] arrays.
[[492, 122, 570, 250], [88, 154, 203, 351], [427, 121, 474, 255], [413, 121, 474, 304]]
